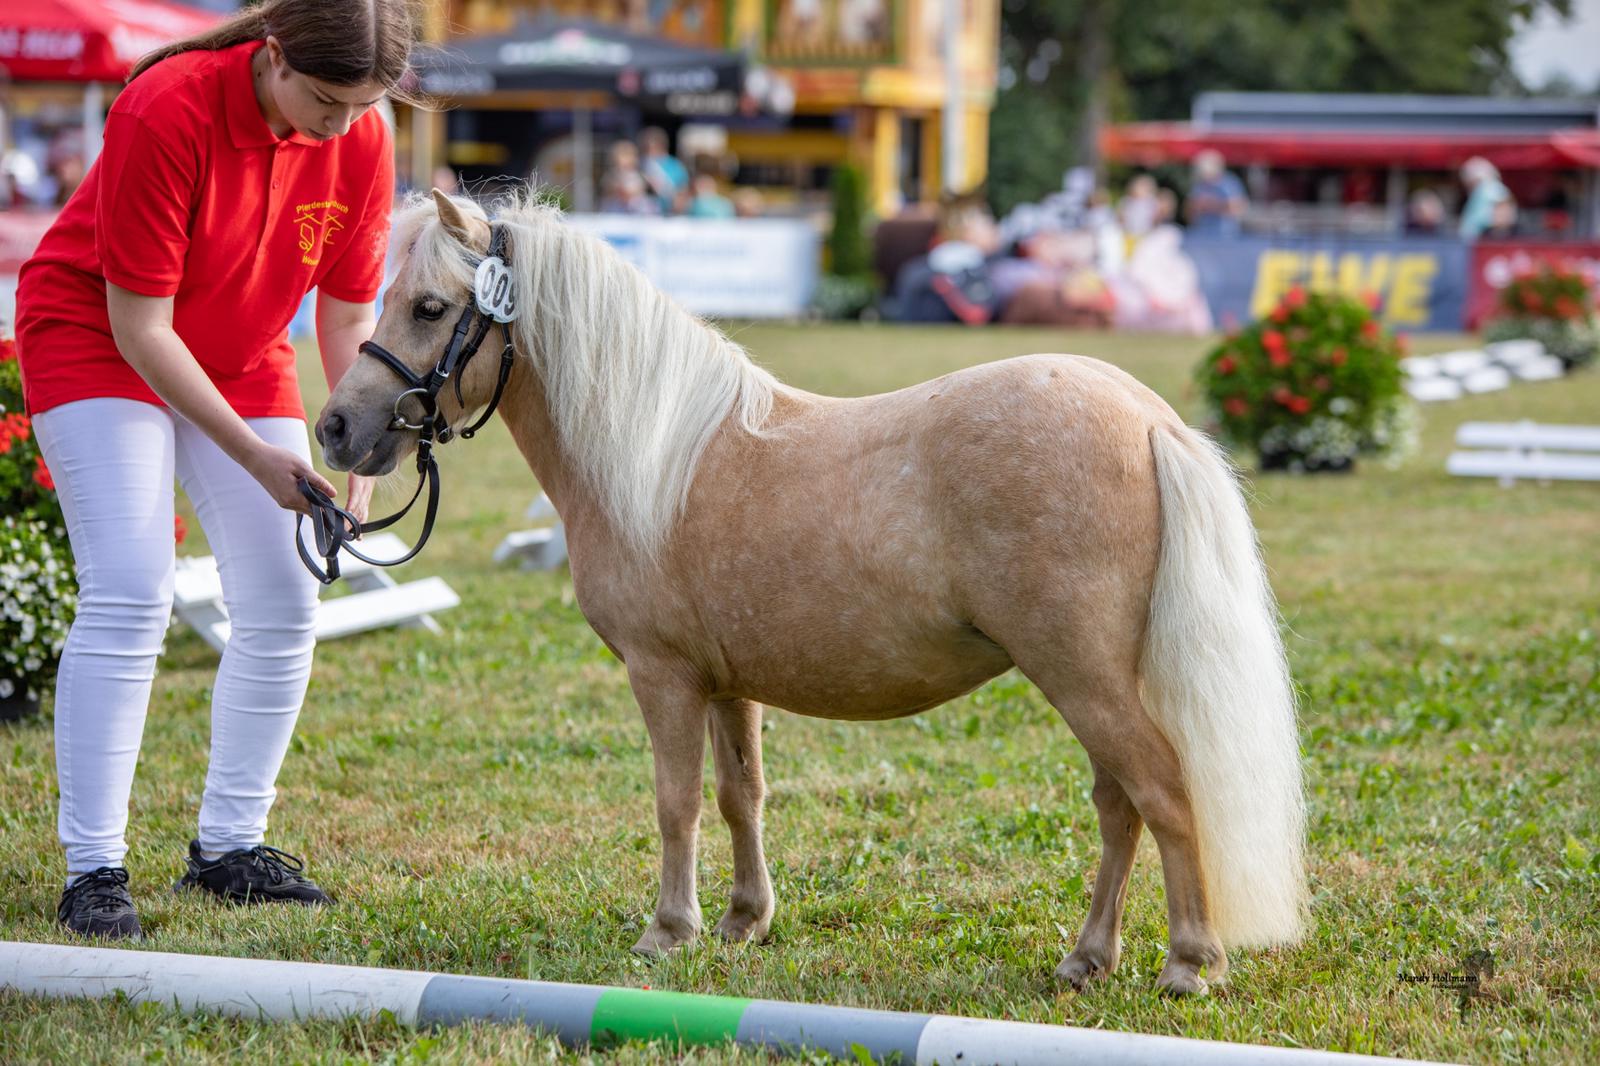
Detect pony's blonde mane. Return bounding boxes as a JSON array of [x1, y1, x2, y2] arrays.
[[392, 193, 777, 561]]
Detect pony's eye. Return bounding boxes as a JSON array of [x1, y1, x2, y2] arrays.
[[413, 298, 446, 321]]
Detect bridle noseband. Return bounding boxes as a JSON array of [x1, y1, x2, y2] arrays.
[[296, 222, 518, 585]]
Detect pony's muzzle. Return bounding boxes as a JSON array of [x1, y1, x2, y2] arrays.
[[317, 410, 346, 449], [316, 405, 379, 472]]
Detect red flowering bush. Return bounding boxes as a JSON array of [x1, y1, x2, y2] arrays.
[[1484, 262, 1597, 369], [0, 337, 64, 529], [1, 336, 73, 709], [1197, 288, 1414, 471], [2, 335, 196, 708], [1499, 262, 1590, 321]]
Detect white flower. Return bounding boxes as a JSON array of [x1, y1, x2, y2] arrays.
[[0, 678, 11, 698]]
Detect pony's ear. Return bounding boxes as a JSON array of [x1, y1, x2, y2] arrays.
[[432, 188, 490, 251]]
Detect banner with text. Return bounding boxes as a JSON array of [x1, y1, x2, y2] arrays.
[[1184, 236, 1471, 332], [1466, 240, 1600, 328], [565, 215, 819, 319]]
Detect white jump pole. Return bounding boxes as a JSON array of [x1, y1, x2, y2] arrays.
[[2, 941, 1460, 1065]]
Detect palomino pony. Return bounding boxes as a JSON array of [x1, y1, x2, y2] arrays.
[[317, 191, 1307, 995]]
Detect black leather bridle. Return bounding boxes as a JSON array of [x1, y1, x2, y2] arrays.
[[295, 222, 518, 585]]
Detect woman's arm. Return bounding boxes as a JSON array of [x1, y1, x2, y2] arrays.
[[316, 290, 378, 523], [315, 290, 375, 391], [106, 282, 337, 513]]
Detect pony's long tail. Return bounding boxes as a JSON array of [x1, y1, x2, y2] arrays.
[[1139, 423, 1308, 948]]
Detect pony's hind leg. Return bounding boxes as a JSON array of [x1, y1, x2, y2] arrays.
[[1056, 758, 1142, 989], [629, 665, 710, 956], [709, 699, 774, 943], [1033, 669, 1227, 995]]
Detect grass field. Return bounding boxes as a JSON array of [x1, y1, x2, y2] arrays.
[[2, 324, 1597, 1065]]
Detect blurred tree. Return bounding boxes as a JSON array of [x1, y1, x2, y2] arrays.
[[828, 164, 872, 278], [988, 0, 1574, 216]]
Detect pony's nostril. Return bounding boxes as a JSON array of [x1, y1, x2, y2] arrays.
[[323, 412, 347, 445]]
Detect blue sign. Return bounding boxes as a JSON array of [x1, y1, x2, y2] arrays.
[[1184, 236, 1471, 331]]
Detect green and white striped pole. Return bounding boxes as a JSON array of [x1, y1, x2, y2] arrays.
[[2, 942, 1456, 1065]]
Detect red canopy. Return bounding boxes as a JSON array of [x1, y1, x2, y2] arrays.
[[0, 0, 220, 83], [1101, 122, 1600, 172]]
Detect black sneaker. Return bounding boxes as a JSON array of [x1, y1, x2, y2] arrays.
[[58, 866, 143, 940], [174, 840, 333, 905]]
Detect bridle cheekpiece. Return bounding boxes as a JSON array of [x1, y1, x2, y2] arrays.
[[296, 221, 519, 584]]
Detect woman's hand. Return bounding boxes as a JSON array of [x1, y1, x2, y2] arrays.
[[246, 441, 337, 514], [345, 474, 376, 526]]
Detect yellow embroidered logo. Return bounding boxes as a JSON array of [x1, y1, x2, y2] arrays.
[[294, 198, 350, 266]]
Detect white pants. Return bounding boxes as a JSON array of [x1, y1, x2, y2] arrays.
[[34, 398, 319, 876]]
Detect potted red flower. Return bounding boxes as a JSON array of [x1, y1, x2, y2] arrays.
[[1197, 288, 1415, 473], [1483, 262, 1597, 370]]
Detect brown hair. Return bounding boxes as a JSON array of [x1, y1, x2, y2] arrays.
[[130, 0, 418, 100]]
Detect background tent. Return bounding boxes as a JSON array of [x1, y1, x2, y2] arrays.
[[0, 0, 221, 161]]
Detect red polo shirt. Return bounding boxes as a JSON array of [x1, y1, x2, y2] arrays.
[[16, 41, 394, 419]]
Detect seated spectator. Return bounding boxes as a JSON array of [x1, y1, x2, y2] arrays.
[[733, 187, 765, 218], [1118, 174, 1162, 239], [1186, 150, 1247, 236], [1405, 189, 1446, 236], [1458, 157, 1512, 240], [640, 127, 688, 213], [599, 141, 639, 194], [1484, 196, 1519, 240], [686, 173, 735, 219], [1086, 185, 1125, 276], [888, 198, 1008, 324], [886, 197, 1116, 328], [599, 170, 660, 215], [999, 229, 1114, 328], [1156, 187, 1178, 226], [1107, 225, 1213, 335]]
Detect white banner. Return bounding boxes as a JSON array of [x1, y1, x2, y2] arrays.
[[565, 214, 819, 319]]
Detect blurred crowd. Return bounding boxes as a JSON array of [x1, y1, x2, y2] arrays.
[[884, 163, 1214, 331], [882, 149, 1541, 330], [1172, 149, 1530, 240], [0, 127, 88, 211], [597, 127, 764, 219]]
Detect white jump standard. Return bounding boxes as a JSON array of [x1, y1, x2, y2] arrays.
[[2, 941, 1460, 1066]]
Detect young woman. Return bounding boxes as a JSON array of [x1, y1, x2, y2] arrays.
[[16, 0, 415, 939]]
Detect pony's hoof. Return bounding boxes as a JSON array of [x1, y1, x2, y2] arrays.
[[631, 921, 697, 957], [713, 908, 772, 945], [1056, 952, 1114, 991], [1155, 964, 1209, 996]]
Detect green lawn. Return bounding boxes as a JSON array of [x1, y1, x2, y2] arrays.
[[2, 325, 1597, 1065]]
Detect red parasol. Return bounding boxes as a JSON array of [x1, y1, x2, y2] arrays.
[[0, 0, 220, 84]]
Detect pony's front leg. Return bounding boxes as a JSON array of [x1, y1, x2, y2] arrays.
[[710, 699, 773, 943], [630, 666, 710, 956]]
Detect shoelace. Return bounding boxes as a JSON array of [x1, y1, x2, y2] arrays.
[[62, 866, 131, 915], [243, 845, 309, 885]]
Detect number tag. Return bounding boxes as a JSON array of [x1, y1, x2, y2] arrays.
[[473, 256, 517, 323]]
